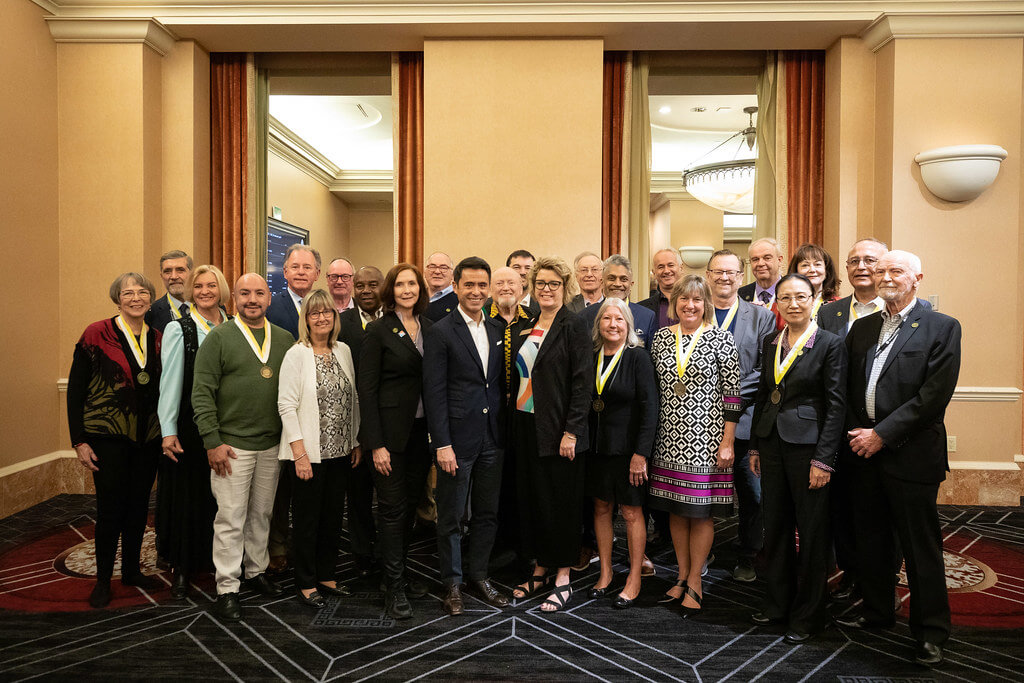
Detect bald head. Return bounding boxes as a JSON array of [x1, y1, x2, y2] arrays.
[[233, 273, 271, 326], [425, 251, 454, 294], [353, 266, 384, 313], [491, 266, 523, 310]]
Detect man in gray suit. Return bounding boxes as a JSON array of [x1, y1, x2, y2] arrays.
[[706, 249, 775, 581], [565, 251, 604, 314]]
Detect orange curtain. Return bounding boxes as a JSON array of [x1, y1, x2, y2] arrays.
[[397, 53, 424, 267], [210, 53, 248, 291], [602, 52, 627, 259], [785, 50, 825, 254]]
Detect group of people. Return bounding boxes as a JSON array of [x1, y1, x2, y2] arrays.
[[67, 235, 960, 667]]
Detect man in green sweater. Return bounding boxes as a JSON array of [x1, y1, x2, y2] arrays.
[[192, 273, 295, 621]]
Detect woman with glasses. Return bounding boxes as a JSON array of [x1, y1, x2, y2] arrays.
[[788, 244, 841, 318], [357, 264, 434, 619], [748, 273, 847, 644], [156, 265, 229, 599], [277, 288, 360, 609], [508, 256, 591, 612], [68, 273, 163, 608]]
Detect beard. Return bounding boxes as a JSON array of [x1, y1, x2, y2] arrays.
[[496, 294, 517, 309]]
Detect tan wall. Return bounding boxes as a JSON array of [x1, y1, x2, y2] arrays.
[[349, 209, 396, 271], [423, 39, 604, 268], [669, 198, 724, 275], [0, 0, 60, 469], [267, 152, 350, 289]]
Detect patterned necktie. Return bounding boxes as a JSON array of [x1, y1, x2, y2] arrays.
[[759, 291, 771, 305], [179, 303, 190, 317]]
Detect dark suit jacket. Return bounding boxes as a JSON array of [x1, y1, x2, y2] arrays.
[[425, 291, 458, 322], [145, 294, 186, 334], [750, 328, 848, 468], [577, 301, 657, 350], [337, 307, 373, 374], [739, 281, 785, 330], [725, 299, 777, 440], [423, 310, 505, 456], [636, 291, 666, 326], [357, 311, 433, 453], [819, 295, 931, 339], [266, 291, 300, 339], [588, 346, 658, 458], [509, 307, 591, 457], [845, 305, 961, 484]]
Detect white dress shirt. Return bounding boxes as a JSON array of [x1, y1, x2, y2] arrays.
[[458, 304, 490, 370], [866, 299, 917, 421]]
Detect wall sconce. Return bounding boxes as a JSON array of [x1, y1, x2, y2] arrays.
[[914, 144, 1008, 202], [679, 246, 713, 269]]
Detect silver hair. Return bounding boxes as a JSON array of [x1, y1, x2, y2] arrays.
[[602, 253, 632, 278], [285, 243, 322, 270], [652, 247, 682, 265], [591, 297, 639, 351], [883, 249, 922, 276], [748, 237, 782, 256], [574, 251, 601, 268]]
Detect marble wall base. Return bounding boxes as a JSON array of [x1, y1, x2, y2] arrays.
[[938, 465, 1023, 506], [0, 452, 95, 518]]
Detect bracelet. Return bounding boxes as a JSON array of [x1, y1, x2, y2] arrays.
[[295, 453, 308, 461], [563, 432, 577, 441]]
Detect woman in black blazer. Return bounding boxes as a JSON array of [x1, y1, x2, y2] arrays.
[[357, 263, 433, 620], [508, 256, 591, 612], [586, 298, 658, 609], [748, 273, 848, 643]]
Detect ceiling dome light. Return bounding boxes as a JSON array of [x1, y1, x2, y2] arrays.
[[683, 160, 755, 214]]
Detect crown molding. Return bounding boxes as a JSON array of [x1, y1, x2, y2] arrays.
[[650, 170, 693, 200], [330, 170, 394, 194], [268, 115, 339, 187], [30, 0, 59, 14], [950, 386, 1023, 402], [862, 12, 1024, 51], [45, 17, 178, 55], [723, 224, 755, 241]]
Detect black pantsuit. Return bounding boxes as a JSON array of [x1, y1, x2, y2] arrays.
[[345, 459, 376, 562], [290, 459, 349, 589], [92, 438, 159, 580]]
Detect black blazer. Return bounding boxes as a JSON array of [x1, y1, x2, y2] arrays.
[[845, 305, 961, 484], [738, 282, 757, 303], [266, 291, 300, 339], [588, 346, 658, 458], [425, 291, 458, 322], [357, 311, 433, 453], [819, 296, 932, 339], [423, 310, 506, 456], [338, 307, 372, 373], [145, 294, 186, 334], [509, 307, 591, 457], [750, 328, 848, 468], [577, 300, 657, 350]]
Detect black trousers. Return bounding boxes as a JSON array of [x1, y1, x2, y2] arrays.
[[290, 458, 349, 590], [759, 432, 830, 634], [853, 454, 950, 645], [91, 438, 159, 581], [370, 418, 432, 589], [346, 458, 376, 562], [436, 431, 503, 585], [268, 462, 292, 559]]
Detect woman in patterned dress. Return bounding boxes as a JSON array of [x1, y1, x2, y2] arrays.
[[648, 275, 742, 618], [277, 288, 360, 608]]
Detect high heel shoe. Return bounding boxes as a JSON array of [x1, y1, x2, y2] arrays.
[[679, 585, 703, 619], [658, 579, 687, 604]]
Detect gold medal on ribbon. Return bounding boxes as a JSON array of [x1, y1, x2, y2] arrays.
[[712, 299, 740, 331], [168, 294, 183, 320], [674, 323, 705, 398], [594, 344, 625, 413], [674, 380, 687, 396], [137, 371, 150, 385], [115, 315, 149, 382], [772, 322, 817, 399], [234, 317, 273, 377], [189, 303, 213, 333], [770, 388, 782, 404], [592, 398, 605, 412], [260, 365, 273, 379]]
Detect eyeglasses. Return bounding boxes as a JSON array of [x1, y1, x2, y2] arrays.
[[846, 257, 880, 267], [307, 309, 335, 320], [708, 269, 741, 278], [777, 294, 812, 304], [326, 274, 353, 283], [577, 267, 601, 275], [534, 280, 563, 291], [119, 289, 152, 301], [425, 264, 451, 273]]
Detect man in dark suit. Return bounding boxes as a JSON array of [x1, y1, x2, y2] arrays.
[[424, 257, 510, 615], [637, 248, 682, 330], [566, 251, 605, 313], [739, 237, 785, 330], [706, 249, 775, 582], [424, 252, 458, 322], [266, 244, 321, 340], [837, 250, 961, 667], [818, 238, 887, 338], [578, 254, 656, 349], [146, 250, 192, 333], [337, 265, 384, 577]]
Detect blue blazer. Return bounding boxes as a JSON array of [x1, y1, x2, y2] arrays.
[[423, 310, 506, 456], [577, 300, 657, 351], [266, 291, 300, 340]]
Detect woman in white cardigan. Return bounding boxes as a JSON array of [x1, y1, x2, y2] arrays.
[[278, 288, 361, 609]]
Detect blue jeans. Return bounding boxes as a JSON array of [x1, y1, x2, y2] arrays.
[[733, 438, 763, 562]]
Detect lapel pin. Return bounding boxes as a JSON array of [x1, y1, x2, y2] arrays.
[[837, 311, 843, 317], [911, 322, 919, 328], [392, 328, 399, 333]]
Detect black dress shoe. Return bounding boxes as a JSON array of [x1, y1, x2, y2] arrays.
[[122, 572, 163, 591], [246, 573, 284, 597], [467, 579, 510, 608], [915, 641, 943, 666], [442, 585, 465, 616], [588, 585, 613, 599], [386, 588, 413, 620], [317, 583, 351, 597], [833, 613, 894, 630], [170, 571, 189, 600], [612, 594, 635, 609], [829, 576, 856, 602], [751, 612, 785, 626], [297, 590, 326, 609], [214, 592, 242, 620], [407, 578, 429, 599], [784, 630, 813, 644], [89, 580, 111, 609], [354, 556, 376, 579]]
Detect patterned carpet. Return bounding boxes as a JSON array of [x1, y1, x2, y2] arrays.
[[0, 495, 1021, 682]]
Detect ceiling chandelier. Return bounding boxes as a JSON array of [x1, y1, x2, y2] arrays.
[[682, 106, 757, 214]]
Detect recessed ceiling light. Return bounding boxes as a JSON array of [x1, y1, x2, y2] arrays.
[[658, 105, 671, 114], [691, 106, 706, 113], [716, 107, 732, 113]]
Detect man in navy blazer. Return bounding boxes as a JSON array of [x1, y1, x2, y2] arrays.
[[266, 244, 321, 340], [578, 254, 656, 349], [837, 250, 961, 667], [145, 250, 192, 333], [423, 256, 510, 615]]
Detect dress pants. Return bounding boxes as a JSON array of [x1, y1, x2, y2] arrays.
[[290, 458, 348, 590], [853, 452, 950, 645], [759, 432, 830, 634], [91, 438, 159, 580], [436, 431, 503, 585], [371, 418, 432, 589], [268, 462, 292, 559], [732, 437, 763, 562], [346, 458, 377, 562], [210, 444, 281, 594]]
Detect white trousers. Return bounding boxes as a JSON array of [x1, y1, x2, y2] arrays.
[[210, 444, 281, 594]]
